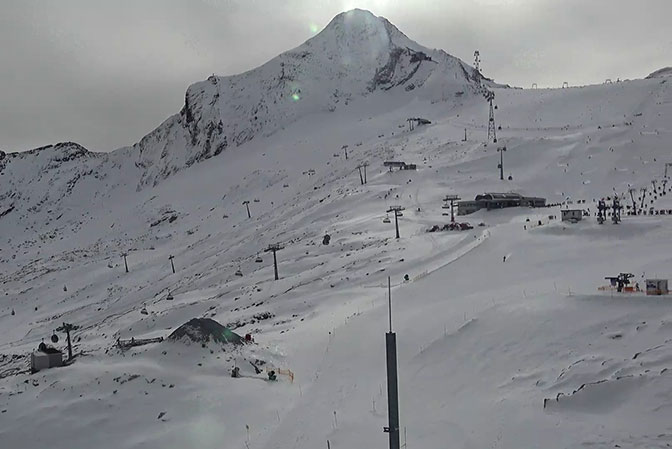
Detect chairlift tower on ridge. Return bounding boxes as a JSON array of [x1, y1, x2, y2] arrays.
[[386, 206, 405, 239], [264, 243, 285, 280], [473, 50, 481, 86], [121, 252, 129, 273], [487, 91, 497, 144], [443, 195, 461, 223], [242, 200, 251, 219], [356, 162, 369, 185]]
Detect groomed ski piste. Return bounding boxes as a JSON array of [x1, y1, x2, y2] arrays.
[[1, 9, 672, 449]]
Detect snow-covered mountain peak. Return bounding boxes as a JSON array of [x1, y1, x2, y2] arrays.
[[305, 9, 418, 64], [1, 9, 491, 228], [130, 9, 483, 188]]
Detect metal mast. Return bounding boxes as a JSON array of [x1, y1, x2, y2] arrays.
[[383, 276, 400, 449], [386, 206, 405, 239], [487, 92, 497, 143], [497, 146, 507, 180], [264, 243, 284, 280], [443, 195, 460, 223], [628, 188, 638, 215], [121, 252, 129, 273]]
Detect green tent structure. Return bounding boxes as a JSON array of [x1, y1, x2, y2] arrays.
[[168, 318, 245, 345]]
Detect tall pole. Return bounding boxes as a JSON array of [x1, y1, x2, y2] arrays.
[[169, 255, 175, 274], [629, 189, 637, 215], [363, 162, 368, 184], [487, 93, 497, 143], [384, 276, 400, 449], [56, 322, 79, 361], [394, 211, 400, 239], [243, 201, 251, 219], [387, 206, 404, 239], [66, 326, 72, 360], [122, 252, 129, 273], [443, 195, 460, 224], [388, 277, 392, 332], [264, 243, 284, 281], [498, 146, 506, 180], [500, 147, 504, 180]]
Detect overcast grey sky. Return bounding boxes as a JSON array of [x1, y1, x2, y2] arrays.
[[1, 0, 670, 152]]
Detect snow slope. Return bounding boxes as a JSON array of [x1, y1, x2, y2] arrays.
[[647, 67, 672, 79], [2, 9, 672, 449]]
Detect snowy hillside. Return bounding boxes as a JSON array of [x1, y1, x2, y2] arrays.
[[646, 67, 672, 79], [2, 9, 672, 449]]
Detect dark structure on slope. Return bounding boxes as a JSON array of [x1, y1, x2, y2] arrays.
[[168, 318, 244, 345], [457, 193, 546, 215]]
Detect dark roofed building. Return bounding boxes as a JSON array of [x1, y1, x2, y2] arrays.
[[458, 192, 546, 215]]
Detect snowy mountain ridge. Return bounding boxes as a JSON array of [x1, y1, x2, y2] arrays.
[[2, 10, 485, 182], [1, 8, 492, 239]]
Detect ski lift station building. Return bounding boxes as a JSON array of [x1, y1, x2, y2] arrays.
[[457, 193, 546, 215], [646, 279, 669, 296], [561, 209, 584, 222], [31, 345, 64, 373]]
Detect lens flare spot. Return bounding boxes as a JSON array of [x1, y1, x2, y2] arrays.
[[309, 23, 319, 33], [292, 93, 300, 101]]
